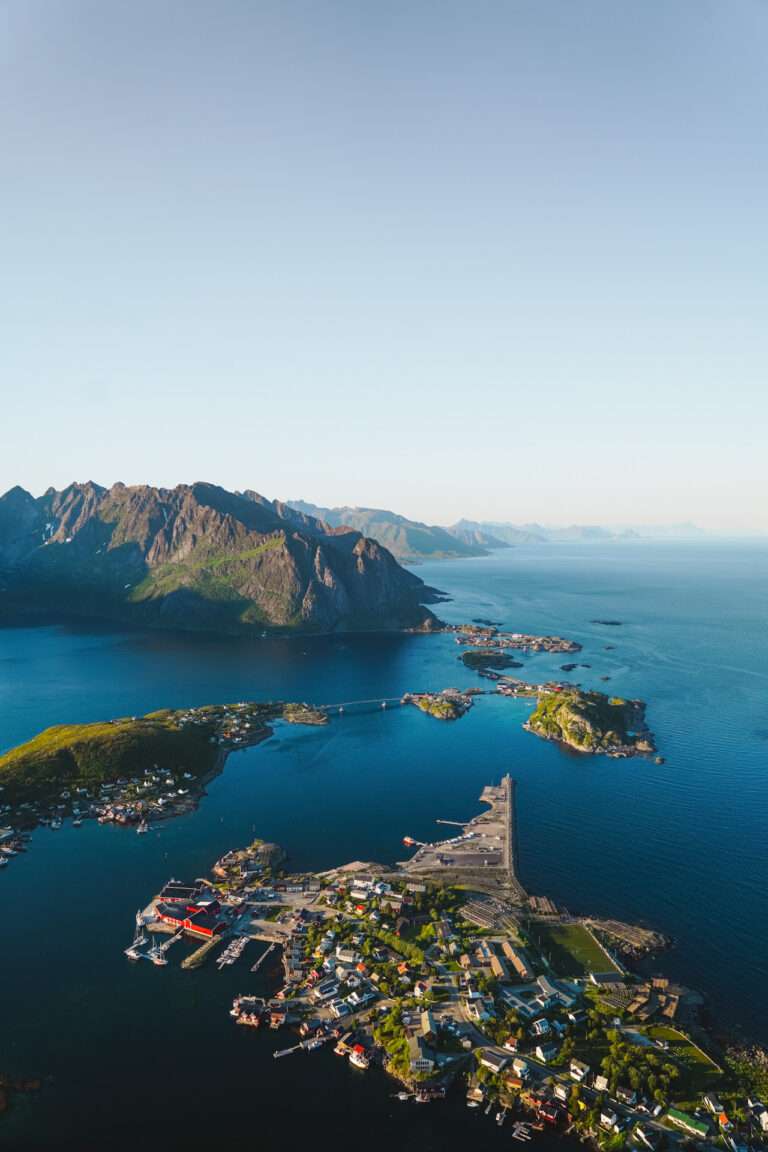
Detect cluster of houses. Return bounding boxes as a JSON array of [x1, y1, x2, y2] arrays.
[[627, 977, 683, 1022], [147, 850, 768, 1145], [271, 876, 442, 1024], [663, 1092, 768, 1150]]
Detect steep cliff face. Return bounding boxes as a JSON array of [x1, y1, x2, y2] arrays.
[[0, 482, 440, 635]]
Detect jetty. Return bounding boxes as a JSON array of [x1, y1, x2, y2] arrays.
[[251, 941, 278, 973], [273, 1035, 333, 1059]]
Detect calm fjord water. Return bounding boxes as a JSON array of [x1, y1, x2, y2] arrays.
[[1, 540, 766, 1149]]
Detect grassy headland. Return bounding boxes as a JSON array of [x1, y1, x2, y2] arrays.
[[0, 701, 327, 803]]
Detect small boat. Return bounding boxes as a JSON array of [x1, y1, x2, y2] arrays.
[[152, 953, 168, 966], [72, 817, 82, 827], [0, 857, 7, 869], [467, 1100, 479, 1108], [304, 1037, 324, 1050], [348, 1046, 370, 1070], [50, 819, 62, 830], [136, 820, 148, 834], [397, 1092, 409, 1101]]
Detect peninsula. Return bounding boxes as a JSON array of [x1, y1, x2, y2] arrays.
[[0, 700, 327, 810], [122, 777, 766, 1144]]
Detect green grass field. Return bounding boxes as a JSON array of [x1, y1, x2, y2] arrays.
[[533, 922, 620, 978], [644, 1025, 722, 1096]]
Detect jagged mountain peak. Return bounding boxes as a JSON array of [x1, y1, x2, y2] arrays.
[[0, 481, 438, 636]]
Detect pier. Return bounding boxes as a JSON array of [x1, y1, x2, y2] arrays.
[[503, 774, 519, 879], [251, 941, 278, 973], [273, 1035, 334, 1059]]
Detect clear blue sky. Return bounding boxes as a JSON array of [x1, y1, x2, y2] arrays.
[[2, 0, 766, 530]]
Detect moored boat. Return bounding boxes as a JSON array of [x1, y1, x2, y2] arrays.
[[348, 1045, 370, 1069]]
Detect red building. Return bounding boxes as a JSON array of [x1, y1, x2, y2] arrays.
[[154, 900, 226, 938]]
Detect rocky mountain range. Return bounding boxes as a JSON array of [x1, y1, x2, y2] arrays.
[[0, 482, 440, 635], [287, 501, 508, 562]]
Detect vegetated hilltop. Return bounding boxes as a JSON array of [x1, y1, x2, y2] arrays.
[[524, 688, 656, 756], [0, 701, 327, 801], [287, 500, 505, 561], [0, 482, 439, 635]]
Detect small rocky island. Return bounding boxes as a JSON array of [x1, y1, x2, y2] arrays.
[[402, 690, 475, 720], [523, 688, 655, 758], [459, 648, 523, 671], [450, 624, 581, 653]]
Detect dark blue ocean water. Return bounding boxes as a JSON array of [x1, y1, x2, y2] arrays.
[[1, 540, 766, 1149]]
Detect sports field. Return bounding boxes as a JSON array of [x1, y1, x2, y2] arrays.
[[533, 922, 620, 977]]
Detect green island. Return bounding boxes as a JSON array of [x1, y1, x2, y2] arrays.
[[523, 689, 656, 758], [460, 648, 524, 671], [0, 701, 328, 808]]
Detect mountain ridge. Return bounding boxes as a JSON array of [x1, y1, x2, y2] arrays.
[[286, 501, 507, 561], [0, 482, 439, 636]]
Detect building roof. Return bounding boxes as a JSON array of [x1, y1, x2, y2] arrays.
[[491, 955, 510, 979], [667, 1109, 709, 1135], [408, 1034, 432, 1062], [159, 881, 204, 902]]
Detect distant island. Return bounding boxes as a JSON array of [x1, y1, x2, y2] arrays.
[[0, 482, 439, 636]]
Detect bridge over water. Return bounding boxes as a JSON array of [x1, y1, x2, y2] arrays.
[[318, 697, 405, 714]]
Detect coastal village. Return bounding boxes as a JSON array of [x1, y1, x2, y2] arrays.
[[2, 628, 767, 1146], [124, 775, 768, 1150], [0, 624, 659, 867]]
